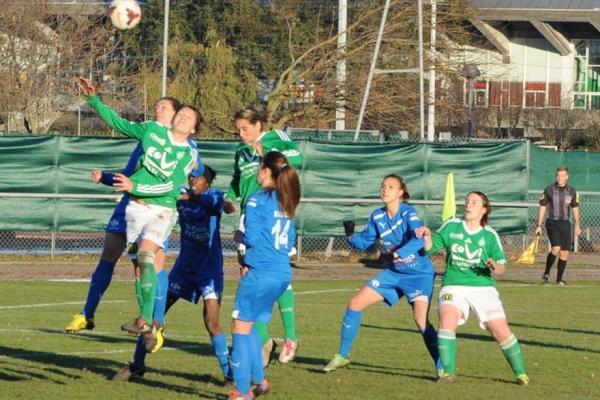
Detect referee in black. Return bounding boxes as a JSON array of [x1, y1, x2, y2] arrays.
[[535, 165, 581, 286]]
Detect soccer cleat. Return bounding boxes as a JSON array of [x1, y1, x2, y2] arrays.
[[436, 369, 445, 379], [226, 390, 254, 400], [436, 372, 455, 383], [112, 363, 146, 381], [542, 274, 549, 286], [516, 373, 530, 386], [252, 380, 270, 397], [557, 280, 567, 286], [278, 339, 298, 363], [262, 338, 275, 368], [65, 314, 95, 333], [121, 317, 148, 335], [323, 354, 350, 372], [145, 322, 164, 353]]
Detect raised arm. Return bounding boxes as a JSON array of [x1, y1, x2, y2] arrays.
[[78, 77, 149, 140]]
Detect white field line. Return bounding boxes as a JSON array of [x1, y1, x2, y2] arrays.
[[0, 300, 128, 310], [0, 284, 595, 312]]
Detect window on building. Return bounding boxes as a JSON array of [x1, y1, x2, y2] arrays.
[[573, 40, 600, 110]]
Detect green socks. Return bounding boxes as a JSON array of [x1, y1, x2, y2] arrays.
[[255, 322, 270, 345], [438, 329, 456, 376], [138, 251, 157, 324], [255, 286, 297, 345], [499, 335, 526, 377], [278, 285, 297, 342], [134, 278, 143, 309]]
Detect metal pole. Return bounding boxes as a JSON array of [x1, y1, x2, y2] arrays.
[[143, 84, 148, 122], [467, 78, 474, 138], [418, 0, 425, 140], [161, 0, 170, 97], [336, 0, 347, 130], [355, 0, 391, 141], [427, 0, 436, 142]]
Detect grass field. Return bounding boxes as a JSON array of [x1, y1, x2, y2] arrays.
[[1, 278, 599, 399]]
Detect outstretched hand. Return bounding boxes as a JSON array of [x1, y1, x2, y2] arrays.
[[414, 226, 431, 238], [77, 76, 96, 97], [90, 170, 102, 184]]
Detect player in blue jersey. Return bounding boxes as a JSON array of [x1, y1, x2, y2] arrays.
[[227, 151, 301, 400], [323, 174, 443, 377], [65, 95, 183, 333], [113, 164, 234, 382]]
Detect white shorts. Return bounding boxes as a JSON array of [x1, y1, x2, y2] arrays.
[[438, 285, 506, 330], [125, 200, 178, 250]]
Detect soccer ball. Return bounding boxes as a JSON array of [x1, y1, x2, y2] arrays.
[[108, 0, 142, 30]]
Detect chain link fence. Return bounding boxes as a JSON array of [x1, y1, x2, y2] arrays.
[[1, 196, 597, 261]]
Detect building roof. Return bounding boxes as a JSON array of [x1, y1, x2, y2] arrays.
[[470, 0, 600, 10]]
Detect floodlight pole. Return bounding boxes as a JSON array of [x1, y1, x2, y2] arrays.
[[462, 65, 481, 139], [336, 0, 347, 130], [418, 0, 425, 140], [161, 0, 170, 97]]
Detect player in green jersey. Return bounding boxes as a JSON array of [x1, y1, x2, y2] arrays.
[[65, 89, 181, 335], [224, 106, 303, 366], [416, 191, 529, 385], [78, 77, 199, 349]]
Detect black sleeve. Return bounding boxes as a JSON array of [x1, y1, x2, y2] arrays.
[[571, 188, 579, 207], [539, 186, 550, 206]]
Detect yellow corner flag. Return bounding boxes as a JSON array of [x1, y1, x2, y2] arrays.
[[442, 172, 456, 222], [516, 236, 540, 265]]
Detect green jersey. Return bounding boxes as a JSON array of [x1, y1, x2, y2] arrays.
[[427, 219, 506, 287], [87, 95, 196, 209], [226, 129, 303, 209]]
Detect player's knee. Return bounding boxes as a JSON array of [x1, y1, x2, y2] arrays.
[[414, 316, 427, 331], [347, 296, 363, 311], [204, 318, 221, 336], [559, 251, 569, 260], [551, 247, 560, 256], [137, 250, 156, 266]]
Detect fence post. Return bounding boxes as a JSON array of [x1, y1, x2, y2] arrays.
[[50, 231, 56, 261], [296, 235, 302, 262]]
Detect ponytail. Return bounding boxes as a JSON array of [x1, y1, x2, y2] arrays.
[[262, 151, 301, 217]]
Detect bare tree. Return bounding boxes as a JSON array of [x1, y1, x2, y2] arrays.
[[0, 0, 132, 133], [531, 109, 585, 150]]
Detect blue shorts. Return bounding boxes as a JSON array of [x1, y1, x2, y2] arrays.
[[367, 269, 435, 307], [168, 268, 223, 304], [105, 195, 130, 234], [232, 269, 290, 323]]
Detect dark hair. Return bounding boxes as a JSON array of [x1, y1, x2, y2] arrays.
[[157, 96, 181, 112], [557, 165, 569, 173], [467, 191, 491, 226], [383, 174, 410, 201], [234, 105, 268, 131], [202, 165, 217, 185], [262, 151, 301, 217], [177, 104, 203, 136]]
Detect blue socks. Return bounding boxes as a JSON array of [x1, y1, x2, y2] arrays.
[[250, 327, 264, 384], [153, 269, 168, 325], [421, 324, 443, 370], [210, 332, 232, 379], [232, 333, 252, 395], [83, 259, 116, 318], [132, 334, 147, 369], [339, 308, 362, 357]]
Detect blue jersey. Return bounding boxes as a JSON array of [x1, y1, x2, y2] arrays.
[[348, 203, 433, 275], [241, 189, 295, 280], [172, 188, 224, 282]]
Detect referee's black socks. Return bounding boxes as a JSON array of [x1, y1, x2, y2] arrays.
[[556, 259, 567, 283], [544, 252, 557, 277]]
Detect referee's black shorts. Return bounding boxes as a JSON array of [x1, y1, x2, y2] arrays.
[[545, 219, 572, 250]]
